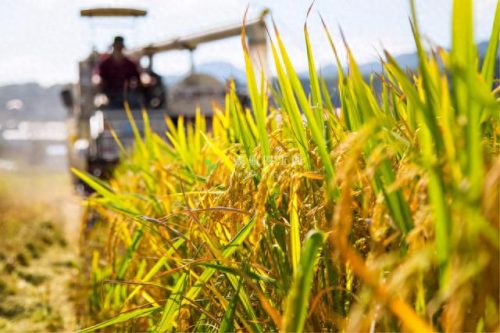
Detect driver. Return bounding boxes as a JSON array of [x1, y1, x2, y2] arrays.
[[98, 36, 141, 106]]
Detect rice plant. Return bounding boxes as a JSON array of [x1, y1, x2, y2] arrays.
[[76, 0, 500, 331]]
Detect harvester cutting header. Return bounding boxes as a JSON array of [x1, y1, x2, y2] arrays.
[[61, 7, 269, 192]]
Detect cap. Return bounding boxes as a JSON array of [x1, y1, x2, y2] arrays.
[[113, 36, 125, 46]]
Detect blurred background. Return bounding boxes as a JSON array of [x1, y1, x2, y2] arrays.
[[0, 0, 497, 172], [0, 1, 497, 329]]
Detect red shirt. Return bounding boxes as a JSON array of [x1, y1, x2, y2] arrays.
[[98, 55, 140, 94]]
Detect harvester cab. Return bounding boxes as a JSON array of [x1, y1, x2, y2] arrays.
[[61, 7, 268, 193]]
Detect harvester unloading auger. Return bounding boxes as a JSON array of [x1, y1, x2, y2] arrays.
[[61, 7, 269, 193]]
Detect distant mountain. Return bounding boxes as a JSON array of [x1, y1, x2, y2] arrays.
[[314, 40, 493, 79], [163, 61, 247, 86], [0, 61, 246, 124], [317, 51, 420, 78], [168, 41, 493, 83], [0, 83, 67, 123], [0, 41, 495, 124], [197, 61, 247, 83]]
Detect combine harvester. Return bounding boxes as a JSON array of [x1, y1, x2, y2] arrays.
[[61, 7, 268, 191]]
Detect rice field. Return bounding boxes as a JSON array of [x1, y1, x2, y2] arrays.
[[0, 171, 79, 331], [76, 0, 500, 331]]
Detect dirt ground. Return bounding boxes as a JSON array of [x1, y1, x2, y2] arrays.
[[0, 169, 82, 332]]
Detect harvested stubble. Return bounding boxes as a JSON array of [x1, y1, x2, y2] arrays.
[[76, 0, 500, 331]]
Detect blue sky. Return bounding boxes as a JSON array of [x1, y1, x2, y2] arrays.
[[0, 0, 497, 86]]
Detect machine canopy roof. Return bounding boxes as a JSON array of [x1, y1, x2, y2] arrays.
[[80, 8, 147, 17]]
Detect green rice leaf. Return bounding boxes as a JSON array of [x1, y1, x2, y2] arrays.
[[80, 306, 160, 333], [481, 0, 500, 88], [218, 278, 242, 333], [282, 230, 324, 333]]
